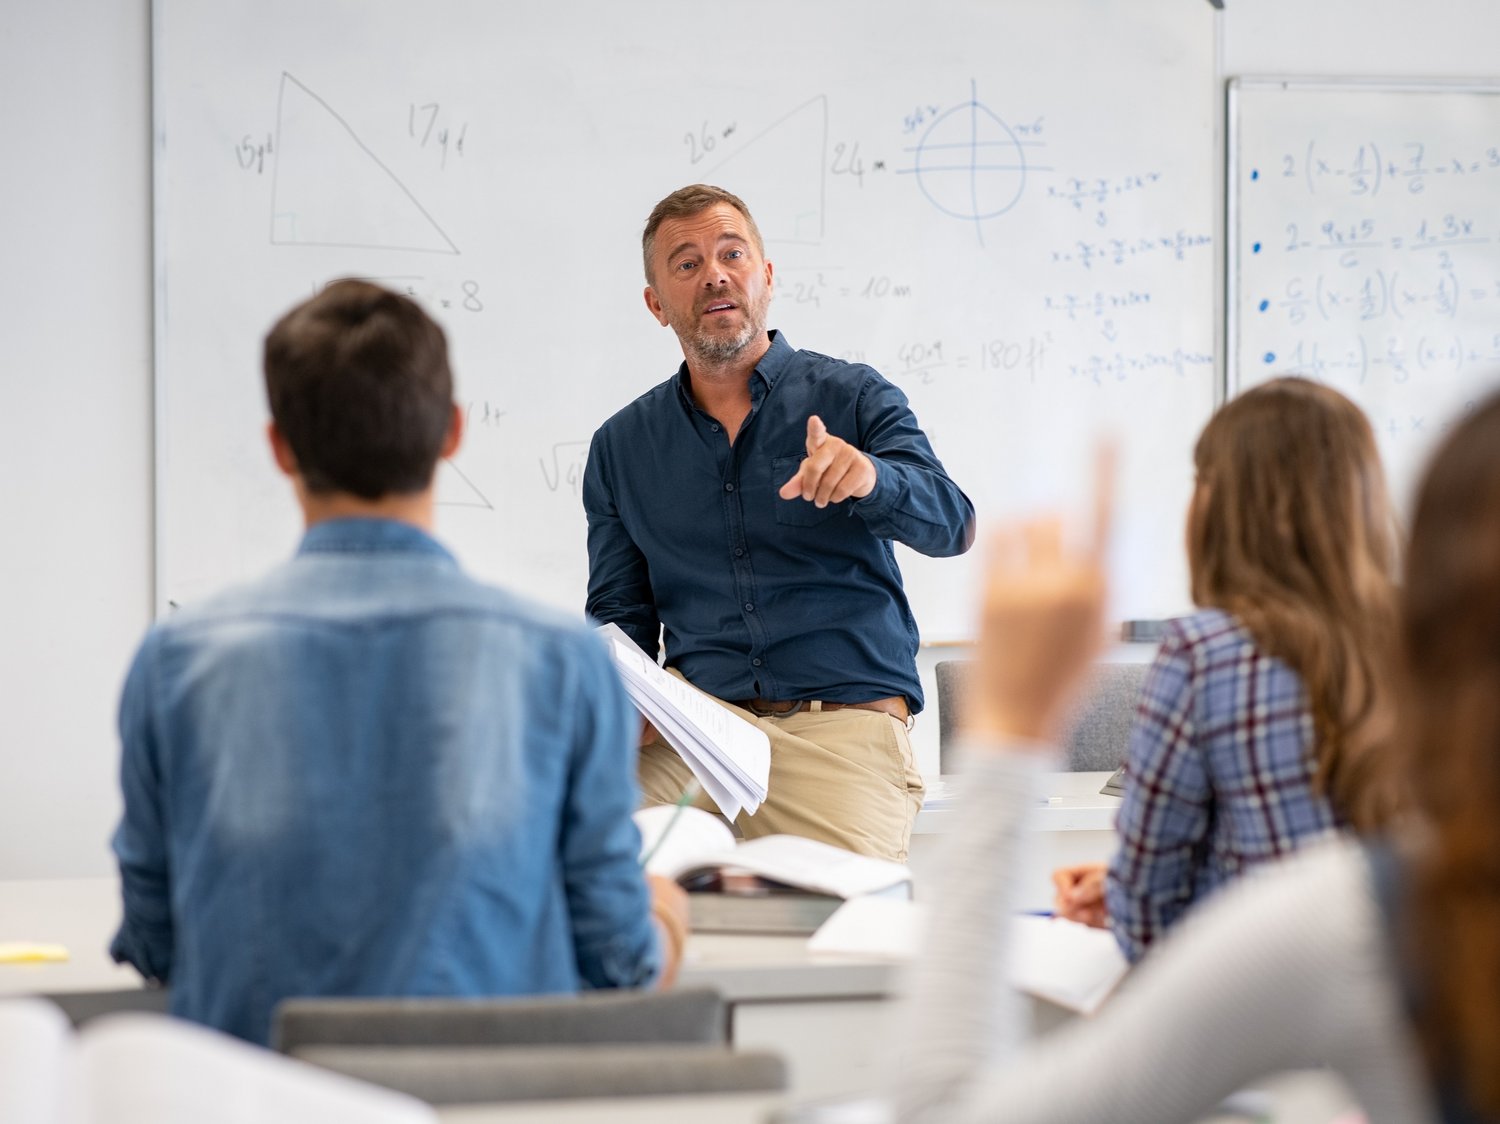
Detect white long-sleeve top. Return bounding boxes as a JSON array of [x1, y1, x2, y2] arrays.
[[890, 748, 1438, 1124]]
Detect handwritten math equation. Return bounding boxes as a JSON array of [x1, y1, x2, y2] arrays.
[[1257, 139, 1500, 198], [778, 271, 913, 311], [839, 335, 1052, 386], [1051, 230, 1212, 269], [1270, 213, 1488, 264], [1046, 171, 1163, 228], [1262, 270, 1484, 327], [539, 441, 590, 497], [1259, 332, 1500, 389], [464, 399, 508, 430], [312, 276, 485, 314], [1250, 213, 1500, 328], [1067, 348, 1213, 386]]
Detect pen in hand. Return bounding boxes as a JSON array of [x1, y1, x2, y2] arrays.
[[640, 777, 704, 869]]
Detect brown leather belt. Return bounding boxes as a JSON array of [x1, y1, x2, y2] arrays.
[[733, 695, 910, 721]]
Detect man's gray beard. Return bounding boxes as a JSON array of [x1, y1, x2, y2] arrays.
[[688, 318, 759, 365]]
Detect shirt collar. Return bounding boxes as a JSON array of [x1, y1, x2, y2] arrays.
[[672, 329, 793, 410], [296, 517, 456, 562]]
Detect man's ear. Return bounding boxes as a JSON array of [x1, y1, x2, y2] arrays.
[[643, 285, 669, 327], [267, 421, 298, 477], [440, 402, 464, 459]]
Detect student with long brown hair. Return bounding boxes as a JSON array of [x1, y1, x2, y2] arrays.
[[890, 395, 1500, 1122], [1391, 393, 1500, 1116], [1055, 377, 1400, 959]]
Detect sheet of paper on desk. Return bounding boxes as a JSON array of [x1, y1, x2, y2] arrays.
[[809, 903, 1128, 1014], [1007, 915, 1128, 1014], [809, 897, 926, 957], [597, 623, 769, 817]]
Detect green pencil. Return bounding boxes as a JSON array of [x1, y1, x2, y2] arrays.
[[640, 777, 704, 868]]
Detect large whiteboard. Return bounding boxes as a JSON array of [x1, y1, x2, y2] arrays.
[[1229, 79, 1500, 510], [154, 0, 1217, 639]]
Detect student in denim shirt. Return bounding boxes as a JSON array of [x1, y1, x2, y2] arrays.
[[585, 185, 974, 863], [110, 281, 687, 1045]]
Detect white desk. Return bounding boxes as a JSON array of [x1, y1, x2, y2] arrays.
[[0, 876, 140, 994], [0, 876, 908, 1097], [679, 931, 903, 1098], [1, 877, 1358, 1121], [0, 777, 1119, 1096], [434, 1071, 1358, 1124]]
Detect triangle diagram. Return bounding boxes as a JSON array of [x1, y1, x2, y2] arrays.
[[435, 458, 493, 510], [707, 96, 827, 245], [270, 72, 459, 254]]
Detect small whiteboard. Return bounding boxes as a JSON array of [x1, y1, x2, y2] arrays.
[[154, 0, 1218, 638], [1229, 78, 1500, 510]]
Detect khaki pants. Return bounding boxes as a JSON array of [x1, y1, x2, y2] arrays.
[[638, 689, 925, 863]]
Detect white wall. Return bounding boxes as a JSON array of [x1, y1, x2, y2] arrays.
[[4, 0, 1500, 878], [0, 1, 154, 878]]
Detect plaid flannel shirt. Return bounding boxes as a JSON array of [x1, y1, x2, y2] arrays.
[[1105, 608, 1340, 962]]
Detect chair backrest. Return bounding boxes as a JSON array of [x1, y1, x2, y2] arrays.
[[272, 989, 784, 1105], [935, 659, 1149, 774], [272, 987, 728, 1055], [288, 1043, 787, 1104]]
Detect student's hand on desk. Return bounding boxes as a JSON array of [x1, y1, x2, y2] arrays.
[[777, 415, 876, 507], [1053, 862, 1110, 928], [647, 874, 690, 989], [965, 448, 1113, 746]]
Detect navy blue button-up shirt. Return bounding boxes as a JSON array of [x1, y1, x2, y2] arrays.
[[584, 331, 973, 713], [111, 519, 659, 1044]]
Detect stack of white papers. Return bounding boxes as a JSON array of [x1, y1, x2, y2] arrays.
[[598, 624, 770, 819]]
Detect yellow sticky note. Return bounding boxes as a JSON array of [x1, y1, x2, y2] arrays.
[[0, 942, 70, 964]]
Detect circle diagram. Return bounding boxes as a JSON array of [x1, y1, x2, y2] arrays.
[[912, 99, 1029, 225]]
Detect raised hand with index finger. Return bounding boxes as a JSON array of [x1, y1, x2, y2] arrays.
[[777, 415, 877, 508]]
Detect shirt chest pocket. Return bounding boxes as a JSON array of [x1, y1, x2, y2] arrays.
[[771, 454, 840, 528]]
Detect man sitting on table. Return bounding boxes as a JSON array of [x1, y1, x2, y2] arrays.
[[584, 184, 974, 862], [110, 280, 686, 1046]]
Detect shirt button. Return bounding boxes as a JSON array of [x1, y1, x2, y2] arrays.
[[734, 548, 745, 557], [711, 423, 721, 432], [752, 658, 763, 667], [724, 482, 735, 492], [744, 602, 755, 613]]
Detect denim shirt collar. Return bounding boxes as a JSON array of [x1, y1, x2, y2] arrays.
[[296, 517, 456, 563], [672, 329, 792, 413]]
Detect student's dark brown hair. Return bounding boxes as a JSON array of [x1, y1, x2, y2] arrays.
[[263, 280, 453, 499]]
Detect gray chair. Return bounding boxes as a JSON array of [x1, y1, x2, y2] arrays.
[[42, 987, 170, 1027], [272, 988, 786, 1104], [286, 1043, 786, 1104], [935, 659, 1150, 774]]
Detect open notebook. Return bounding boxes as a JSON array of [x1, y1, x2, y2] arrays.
[[636, 806, 912, 933], [0, 999, 434, 1124]]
